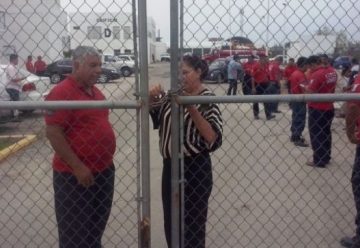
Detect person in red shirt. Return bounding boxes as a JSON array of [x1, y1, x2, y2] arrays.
[[284, 58, 297, 93], [251, 55, 275, 120], [303, 55, 337, 168], [25, 55, 35, 73], [341, 82, 360, 248], [45, 46, 116, 248], [34, 55, 47, 76], [242, 55, 256, 95], [268, 56, 283, 113], [288, 57, 309, 147]]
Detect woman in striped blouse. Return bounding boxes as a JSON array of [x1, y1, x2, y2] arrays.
[[149, 54, 223, 248]]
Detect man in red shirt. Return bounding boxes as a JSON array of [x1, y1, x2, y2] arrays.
[[34, 55, 47, 76], [304, 55, 337, 168], [242, 55, 256, 95], [284, 58, 297, 93], [268, 56, 283, 113], [251, 55, 275, 120], [341, 83, 360, 248], [288, 57, 309, 147], [25, 55, 35, 73], [45, 46, 116, 248]]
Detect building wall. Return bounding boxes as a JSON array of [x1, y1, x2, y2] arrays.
[[68, 11, 157, 64], [0, 0, 68, 66]]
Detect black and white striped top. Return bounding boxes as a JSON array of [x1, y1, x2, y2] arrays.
[[150, 88, 223, 159]]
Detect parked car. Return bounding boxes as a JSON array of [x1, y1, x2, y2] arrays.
[[117, 54, 136, 62], [333, 56, 351, 69], [0, 65, 50, 117], [205, 58, 228, 83], [45, 59, 121, 84], [160, 53, 171, 62], [205, 57, 246, 83], [102, 54, 135, 77]]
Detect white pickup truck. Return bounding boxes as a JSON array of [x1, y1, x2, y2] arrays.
[[103, 54, 135, 77]]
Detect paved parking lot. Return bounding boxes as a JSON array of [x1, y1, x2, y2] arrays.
[[0, 62, 356, 247]]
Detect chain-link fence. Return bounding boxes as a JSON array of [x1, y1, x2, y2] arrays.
[[0, 0, 360, 248]]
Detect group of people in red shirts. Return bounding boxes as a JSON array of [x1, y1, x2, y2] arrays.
[[25, 55, 47, 76], [242, 54, 338, 161], [242, 55, 287, 120]]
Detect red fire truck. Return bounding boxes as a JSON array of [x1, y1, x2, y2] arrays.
[[202, 46, 267, 64]]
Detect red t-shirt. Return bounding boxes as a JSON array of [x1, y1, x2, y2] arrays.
[[284, 64, 297, 80], [289, 69, 307, 94], [34, 60, 47, 73], [25, 61, 35, 73], [268, 61, 282, 81], [354, 74, 360, 85], [252, 62, 269, 84], [348, 83, 360, 139], [44, 76, 116, 173], [307, 66, 337, 110], [243, 61, 256, 75]]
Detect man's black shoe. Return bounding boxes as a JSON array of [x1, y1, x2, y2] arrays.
[[274, 110, 282, 113], [340, 236, 355, 248], [294, 140, 309, 147], [254, 115, 260, 120], [266, 115, 275, 120]]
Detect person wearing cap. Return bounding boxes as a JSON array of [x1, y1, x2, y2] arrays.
[[303, 55, 337, 168], [288, 57, 309, 147], [226, 54, 243, 95]]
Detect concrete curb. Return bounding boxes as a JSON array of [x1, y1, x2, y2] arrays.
[[0, 135, 37, 162]]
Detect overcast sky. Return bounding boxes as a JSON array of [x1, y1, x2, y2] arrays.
[[61, 0, 360, 48]]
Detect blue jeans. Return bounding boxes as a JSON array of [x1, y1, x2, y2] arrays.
[[290, 102, 307, 139], [308, 108, 334, 166], [227, 79, 238, 95], [53, 165, 115, 248]]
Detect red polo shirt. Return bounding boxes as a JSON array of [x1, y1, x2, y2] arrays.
[[348, 83, 360, 139], [44, 76, 116, 173], [354, 74, 360, 85], [252, 62, 269, 84], [26, 61, 35, 73], [243, 61, 256, 75], [307, 66, 337, 110], [289, 69, 307, 94], [284, 64, 297, 80], [268, 61, 282, 81]]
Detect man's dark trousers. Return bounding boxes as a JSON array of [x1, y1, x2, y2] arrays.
[[290, 101, 307, 140], [308, 108, 334, 166], [53, 165, 115, 248]]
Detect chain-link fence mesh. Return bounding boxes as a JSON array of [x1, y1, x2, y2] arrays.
[[0, 0, 360, 247]]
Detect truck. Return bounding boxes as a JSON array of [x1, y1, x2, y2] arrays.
[[202, 46, 266, 64]]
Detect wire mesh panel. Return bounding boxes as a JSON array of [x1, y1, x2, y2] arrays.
[[0, 0, 148, 248], [176, 0, 360, 247]]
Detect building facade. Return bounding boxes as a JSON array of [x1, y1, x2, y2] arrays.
[[68, 11, 158, 64], [0, 0, 68, 65]]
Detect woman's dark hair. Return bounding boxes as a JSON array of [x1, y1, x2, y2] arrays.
[[182, 54, 209, 80]]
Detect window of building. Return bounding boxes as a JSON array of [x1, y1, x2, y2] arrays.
[[114, 49, 121, 56], [87, 26, 102, 39], [123, 26, 131, 40], [73, 26, 80, 30], [0, 11, 5, 31], [113, 26, 121, 39]]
